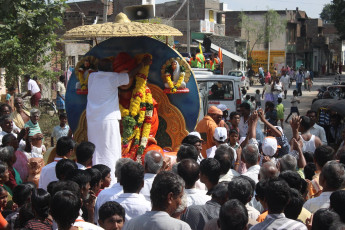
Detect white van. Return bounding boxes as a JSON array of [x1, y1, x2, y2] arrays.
[[195, 75, 243, 121]]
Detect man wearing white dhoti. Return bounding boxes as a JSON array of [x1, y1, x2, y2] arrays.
[[86, 57, 150, 183]]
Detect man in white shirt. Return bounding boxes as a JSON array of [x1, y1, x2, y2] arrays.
[[177, 159, 211, 206], [306, 110, 327, 145], [214, 144, 240, 182], [242, 143, 261, 184], [114, 161, 150, 221], [239, 103, 264, 143], [95, 158, 134, 223], [39, 136, 75, 190], [123, 171, 191, 230], [140, 150, 164, 201], [86, 57, 151, 183], [303, 161, 345, 213], [23, 74, 41, 107], [280, 73, 290, 99]]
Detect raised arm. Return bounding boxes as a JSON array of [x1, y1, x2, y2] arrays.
[[290, 115, 301, 142], [258, 108, 282, 137], [292, 138, 306, 169]]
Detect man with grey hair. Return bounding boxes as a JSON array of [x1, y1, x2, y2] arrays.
[[259, 161, 279, 181], [304, 160, 345, 213], [140, 150, 164, 201], [242, 143, 260, 184], [95, 158, 133, 222], [24, 108, 42, 136], [278, 154, 297, 172]]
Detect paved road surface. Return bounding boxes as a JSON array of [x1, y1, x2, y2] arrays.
[[246, 75, 343, 140]]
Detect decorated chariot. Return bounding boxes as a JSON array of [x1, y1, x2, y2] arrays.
[[61, 13, 200, 163]]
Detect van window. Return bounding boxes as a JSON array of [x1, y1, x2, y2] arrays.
[[228, 71, 242, 77], [207, 81, 234, 100]]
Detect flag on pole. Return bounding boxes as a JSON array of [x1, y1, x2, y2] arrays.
[[199, 43, 203, 55], [218, 47, 223, 62]]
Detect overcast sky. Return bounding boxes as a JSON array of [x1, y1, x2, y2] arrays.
[[155, 0, 332, 18]]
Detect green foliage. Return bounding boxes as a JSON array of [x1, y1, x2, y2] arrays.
[[330, 0, 345, 40], [320, 4, 334, 23], [239, 10, 286, 59], [0, 0, 66, 86]]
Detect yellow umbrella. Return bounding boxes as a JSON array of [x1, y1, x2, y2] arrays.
[[63, 13, 183, 39]]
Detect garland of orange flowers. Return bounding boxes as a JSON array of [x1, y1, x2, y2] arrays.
[[119, 54, 153, 161]]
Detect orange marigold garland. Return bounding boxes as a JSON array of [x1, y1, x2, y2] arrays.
[[119, 54, 154, 162]]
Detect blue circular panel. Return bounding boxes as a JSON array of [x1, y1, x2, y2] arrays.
[[66, 36, 200, 133]]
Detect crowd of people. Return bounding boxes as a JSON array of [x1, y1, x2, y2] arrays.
[[0, 63, 344, 230]]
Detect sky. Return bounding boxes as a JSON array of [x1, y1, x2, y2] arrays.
[[155, 0, 332, 18]]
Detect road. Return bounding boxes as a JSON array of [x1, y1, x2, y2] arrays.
[[247, 75, 342, 140]]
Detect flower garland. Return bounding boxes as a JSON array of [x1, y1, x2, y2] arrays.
[[119, 54, 154, 161], [165, 72, 185, 93], [164, 63, 186, 93], [78, 69, 91, 90]]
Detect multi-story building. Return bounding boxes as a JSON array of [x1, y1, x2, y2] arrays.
[[224, 8, 338, 75]]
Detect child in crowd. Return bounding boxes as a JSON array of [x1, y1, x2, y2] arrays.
[[92, 164, 111, 189], [264, 101, 277, 126], [285, 90, 300, 123], [86, 168, 102, 196], [0, 162, 11, 196], [51, 113, 70, 147], [255, 89, 261, 109], [276, 97, 285, 129], [229, 129, 239, 150], [229, 112, 240, 134], [24, 189, 52, 229], [6, 87, 15, 110], [98, 201, 125, 230]]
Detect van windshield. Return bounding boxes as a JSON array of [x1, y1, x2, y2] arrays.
[[199, 81, 234, 100]]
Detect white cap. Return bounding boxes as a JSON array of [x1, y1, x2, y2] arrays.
[[274, 126, 284, 135], [262, 137, 278, 157], [188, 131, 203, 141], [217, 104, 228, 112], [213, 127, 227, 142]]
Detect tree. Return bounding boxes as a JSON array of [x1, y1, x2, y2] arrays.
[[0, 0, 66, 86], [239, 10, 286, 69], [329, 0, 345, 40], [320, 3, 334, 23]]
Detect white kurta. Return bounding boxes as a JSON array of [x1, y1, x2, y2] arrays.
[[86, 71, 129, 184]]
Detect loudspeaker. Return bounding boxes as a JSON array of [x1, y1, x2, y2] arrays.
[[124, 4, 155, 20]]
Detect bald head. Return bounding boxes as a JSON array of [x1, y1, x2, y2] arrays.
[[259, 162, 279, 180], [144, 150, 163, 174]]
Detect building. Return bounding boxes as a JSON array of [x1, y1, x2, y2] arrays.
[[224, 8, 341, 76]]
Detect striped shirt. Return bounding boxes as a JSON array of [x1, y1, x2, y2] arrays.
[[24, 120, 42, 136], [250, 213, 307, 230]]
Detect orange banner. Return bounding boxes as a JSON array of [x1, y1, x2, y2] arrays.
[[251, 50, 285, 74]]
